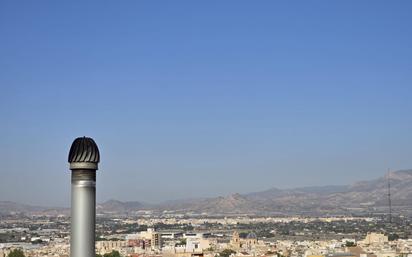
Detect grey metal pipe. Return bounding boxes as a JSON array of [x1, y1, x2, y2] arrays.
[[68, 137, 100, 257], [71, 170, 96, 257]]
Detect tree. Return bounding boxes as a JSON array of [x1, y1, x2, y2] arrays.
[[239, 232, 248, 238], [8, 249, 25, 257], [103, 250, 122, 257], [345, 241, 356, 247], [219, 249, 236, 257], [388, 233, 399, 241], [175, 238, 187, 246]]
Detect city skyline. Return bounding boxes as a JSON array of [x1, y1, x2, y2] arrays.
[[1, 1, 412, 206]]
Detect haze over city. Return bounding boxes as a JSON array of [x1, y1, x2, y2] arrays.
[[1, 1, 412, 207]]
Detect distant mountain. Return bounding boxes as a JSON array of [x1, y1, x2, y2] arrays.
[[3, 170, 412, 216], [0, 201, 49, 214], [343, 169, 412, 206], [153, 169, 412, 215], [96, 199, 148, 214], [165, 193, 265, 214]]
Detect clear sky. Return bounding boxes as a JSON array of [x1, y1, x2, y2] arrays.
[[1, 1, 411, 206]]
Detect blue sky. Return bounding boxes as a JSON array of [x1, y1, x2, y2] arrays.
[[1, 1, 411, 206]]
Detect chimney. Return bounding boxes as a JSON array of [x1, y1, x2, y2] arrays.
[[68, 137, 100, 257]]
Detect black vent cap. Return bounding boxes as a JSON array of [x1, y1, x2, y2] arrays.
[[68, 137, 100, 164]]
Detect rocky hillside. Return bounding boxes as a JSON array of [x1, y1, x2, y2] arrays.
[[3, 170, 412, 216], [156, 169, 412, 215]]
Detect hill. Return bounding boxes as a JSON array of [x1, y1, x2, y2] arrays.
[[3, 169, 412, 216]]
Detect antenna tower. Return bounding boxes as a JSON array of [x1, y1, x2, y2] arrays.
[[387, 169, 392, 223]]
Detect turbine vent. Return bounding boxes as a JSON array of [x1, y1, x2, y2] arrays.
[[68, 137, 100, 164]]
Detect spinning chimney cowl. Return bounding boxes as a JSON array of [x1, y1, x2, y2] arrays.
[[68, 136, 100, 170], [68, 136, 100, 257]]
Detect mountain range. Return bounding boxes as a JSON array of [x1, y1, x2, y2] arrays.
[[97, 169, 412, 216], [2, 169, 412, 216]]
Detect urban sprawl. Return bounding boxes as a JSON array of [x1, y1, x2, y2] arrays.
[[1, 213, 411, 257]]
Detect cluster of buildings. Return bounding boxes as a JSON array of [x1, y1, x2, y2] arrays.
[[96, 229, 210, 256], [96, 228, 163, 255], [3, 230, 412, 257], [126, 217, 375, 227], [94, 231, 412, 257], [1, 211, 411, 257]]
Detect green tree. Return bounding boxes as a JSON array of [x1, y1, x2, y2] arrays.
[[239, 232, 248, 238], [388, 233, 399, 241], [345, 241, 356, 247], [175, 238, 187, 246], [219, 249, 236, 257], [8, 249, 25, 257], [103, 250, 122, 257]]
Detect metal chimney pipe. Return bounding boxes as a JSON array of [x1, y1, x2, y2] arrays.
[[68, 137, 100, 257]]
